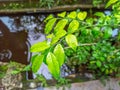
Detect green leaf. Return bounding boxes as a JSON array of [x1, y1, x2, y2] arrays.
[[51, 30, 67, 45], [68, 20, 79, 33], [54, 44, 65, 67], [45, 18, 57, 34], [32, 55, 44, 73], [54, 19, 68, 33], [30, 41, 50, 52], [77, 11, 87, 20], [23, 65, 31, 71], [55, 29, 67, 38], [96, 61, 102, 67], [11, 70, 20, 74], [81, 29, 91, 35], [44, 14, 54, 22], [67, 11, 77, 19], [65, 34, 78, 51], [86, 18, 93, 25], [57, 12, 66, 17], [105, 0, 118, 8], [46, 52, 60, 79], [46, 33, 54, 39], [94, 12, 105, 17], [31, 54, 38, 63], [51, 37, 60, 45], [103, 27, 112, 39], [92, 27, 100, 37]]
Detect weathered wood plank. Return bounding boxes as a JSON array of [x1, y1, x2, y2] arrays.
[[0, 4, 106, 14]]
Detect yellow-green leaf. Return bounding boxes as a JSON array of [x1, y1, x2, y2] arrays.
[[105, 0, 118, 8], [44, 14, 54, 22], [51, 37, 60, 45], [67, 11, 77, 19], [57, 11, 66, 17], [54, 19, 68, 33], [32, 55, 44, 73], [51, 30, 67, 45], [77, 11, 87, 20], [46, 52, 60, 79], [45, 18, 57, 34], [55, 29, 67, 38], [54, 44, 65, 67], [46, 33, 54, 39], [65, 34, 78, 51], [68, 20, 79, 33], [30, 41, 50, 52]]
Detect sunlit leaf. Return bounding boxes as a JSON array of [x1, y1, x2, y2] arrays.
[[32, 55, 44, 73], [51, 30, 67, 45], [55, 29, 67, 37], [45, 18, 57, 34], [86, 18, 93, 25], [77, 11, 87, 20], [67, 11, 77, 19], [65, 34, 78, 51], [54, 44, 65, 67], [44, 14, 54, 22], [68, 20, 79, 33], [94, 12, 105, 17], [46, 52, 60, 79], [54, 19, 68, 33], [105, 0, 118, 8], [57, 11, 66, 17], [30, 41, 50, 52], [46, 33, 54, 39], [51, 37, 60, 45]]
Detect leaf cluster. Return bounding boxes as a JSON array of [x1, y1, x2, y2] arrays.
[[30, 0, 120, 85]]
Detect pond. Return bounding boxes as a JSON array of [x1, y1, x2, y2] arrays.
[[0, 13, 52, 79]]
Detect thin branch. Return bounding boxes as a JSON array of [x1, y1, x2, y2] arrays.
[[79, 43, 96, 46], [65, 43, 96, 49]]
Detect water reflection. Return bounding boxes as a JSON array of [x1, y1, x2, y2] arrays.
[[0, 14, 46, 65]]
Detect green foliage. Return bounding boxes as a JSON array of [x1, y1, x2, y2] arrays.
[[46, 52, 60, 79], [68, 20, 79, 33], [54, 44, 65, 67], [65, 34, 78, 51], [0, 62, 29, 78], [77, 11, 87, 20], [45, 18, 57, 34], [30, 41, 50, 52], [35, 74, 48, 87], [89, 41, 120, 77], [105, 0, 118, 8], [30, 0, 120, 85], [39, 0, 55, 8], [32, 55, 44, 73], [54, 19, 68, 33]]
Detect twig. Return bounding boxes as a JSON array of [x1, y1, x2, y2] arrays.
[[79, 43, 96, 46], [65, 43, 96, 49]]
